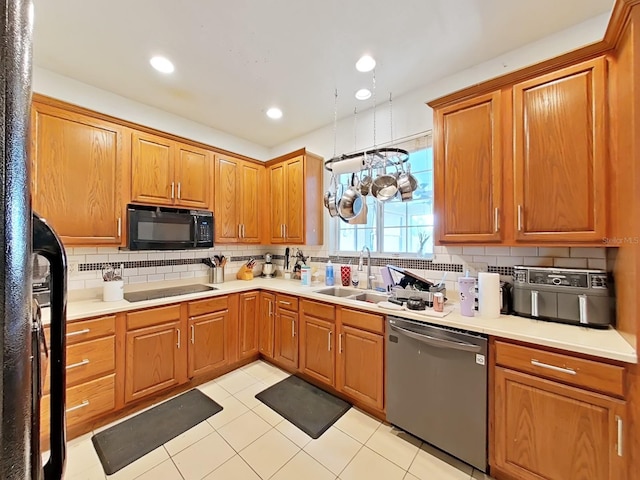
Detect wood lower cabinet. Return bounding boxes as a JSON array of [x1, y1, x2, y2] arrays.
[[214, 154, 263, 243], [239, 291, 260, 360], [259, 292, 276, 358], [513, 57, 607, 242], [274, 306, 299, 370], [267, 149, 323, 245], [188, 311, 228, 377], [434, 91, 503, 243], [124, 305, 187, 404], [494, 367, 626, 480], [300, 300, 336, 386], [31, 99, 125, 245]]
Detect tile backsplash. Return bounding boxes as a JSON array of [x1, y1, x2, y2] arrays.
[[66, 244, 612, 294]]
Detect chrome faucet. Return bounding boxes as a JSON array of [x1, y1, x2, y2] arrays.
[[358, 246, 375, 290]]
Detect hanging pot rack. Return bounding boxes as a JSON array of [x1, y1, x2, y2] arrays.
[[324, 147, 409, 173]]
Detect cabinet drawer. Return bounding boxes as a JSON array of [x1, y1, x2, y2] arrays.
[[44, 336, 115, 394], [276, 294, 299, 312], [41, 373, 115, 432], [188, 296, 229, 317], [127, 304, 181, 330], [495, 341, 625, 397], [65, 315, 116, 345], [301, 300, 335, 321], [340, 308, 384, 334]]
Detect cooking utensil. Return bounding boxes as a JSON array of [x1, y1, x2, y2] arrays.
[[396, 162, 414, 202], [407, 297, 426, 311], [359, 167, 373, 196], [102, 264, 115, 281], [338, 173, 363, 221], [284, 247, 290, 270], [371, 166, 398, 201]]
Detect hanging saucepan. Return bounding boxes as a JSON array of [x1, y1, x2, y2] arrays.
[[338, 173, 364, 220], [327, 183, 341, 217], [396, 162, 414, 202], [371, 166, 398, 202], [359, 166, 373, 196]]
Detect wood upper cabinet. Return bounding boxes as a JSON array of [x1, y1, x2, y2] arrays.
[[239, 291, 260, 360], [434, 91, 503, 243], [188, 311, 229, 377], [274, 306, 299, 370], [513, 57, 607, 242], [267, 149, 323, 245], [494, 367, 626, 480], [31, 100, 125, 245], [214, 154, 263, 243], [259, 292, 276, 358], [131, 130, 212, 210], [336, 322, 384, 411]]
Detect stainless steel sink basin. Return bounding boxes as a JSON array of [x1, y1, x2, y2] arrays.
[[315, 287, 361, 297], [351, 292, 389, 303]]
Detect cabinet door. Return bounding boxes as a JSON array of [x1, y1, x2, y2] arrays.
[[239, 292, 260, 360], [275, 309, 298, 369], [284, 156, 305, 243], [214, 155, 240, 243], [31, 103, 124, 245], [494, 367, 626, 480], [513, 57, 607, 242], [188, 311, 228, 377], [434, 91, 502, 243], [125, 321, 182, 403], [131, 131, 175, 206], [268, 163, 286, 243], [300, 316, 335, 386], [175, 144, 211, 209], [336, 325, 384, 410], [259, 293, 275, 358], [239, 162, 262, 243]]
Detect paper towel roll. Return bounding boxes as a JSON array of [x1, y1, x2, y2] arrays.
[[478, 272, 500, 318], [331, 156, 365, 174]]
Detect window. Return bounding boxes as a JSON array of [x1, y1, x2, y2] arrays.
[[333, 134, 434, 256]]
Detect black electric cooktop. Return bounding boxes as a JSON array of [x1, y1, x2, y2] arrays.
[[124, 284, 217, 303]]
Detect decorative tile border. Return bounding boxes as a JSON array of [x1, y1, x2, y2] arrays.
[[79, 254, 265, 272]]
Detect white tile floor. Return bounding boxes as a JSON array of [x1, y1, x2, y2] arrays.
[[50, 360, 496, 480]]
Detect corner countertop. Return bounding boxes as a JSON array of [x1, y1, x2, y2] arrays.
[[41, 277, 637, 364]]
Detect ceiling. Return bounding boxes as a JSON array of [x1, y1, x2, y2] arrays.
[[32, 0, 613, 148]]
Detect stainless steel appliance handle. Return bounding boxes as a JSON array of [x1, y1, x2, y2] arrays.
[[67, 328, 90, 337], [389, 324, 482, 353], [616, 416, 623, 456], [65, 400, 89, 413], [66, 359, 89, 370], [193, 216, 198, 247], [579, 295, 588, 324], [531, 290, 539, 317], [530, 359, 576, 375]]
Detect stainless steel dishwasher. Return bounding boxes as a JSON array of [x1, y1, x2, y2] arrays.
[[386, 316, 488, 472]]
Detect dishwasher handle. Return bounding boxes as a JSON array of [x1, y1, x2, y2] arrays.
[[389, 324, 483, 353]]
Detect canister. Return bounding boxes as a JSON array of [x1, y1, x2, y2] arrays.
[[458, 276, 476, 317]]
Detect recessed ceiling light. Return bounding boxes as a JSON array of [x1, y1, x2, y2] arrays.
[[355, 88, 372, 100], [150, 56, 174, 74], [266, 107, 283, 119], [356, 55, 376, 72]]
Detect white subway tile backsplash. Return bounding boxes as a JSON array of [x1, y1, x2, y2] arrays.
[[484, 246, 512, 256], [510, 247, 538, 257], [72, 271, 101, 281], [173, 265, 187, 273], [553, 258, 588, 268], [165, 252, 181, 260], [85, 254, 109, 264], [96, 247, 120, 253], [68, 280, 85, 291], [434, 254, 451, 264], [472, 256, 497, 266], [156, 266, 173, 274], [85, 279, 105, 289], [522, 256, 554, 266], [570, 247, 606, 259], [123, 268, 139, 277], [588, 258, 607, 270], [137, 266, 156, 275], [109, 253, 128, 262], [147, 274, 165, 282], [180, 251, 196, 259], [130, 252, 148, 261], [497, 256, 524, 267], [67, 255, 86, 264], [128, 275, 148, 284], [538, 247, 570, 257], [180, 271, 195, 279], [164, 273, 181, 281], [146, 252, 164, 261], [72, 247, 97, 254], [462, 246, 485, 256], [443, 246, 463, 255], [188, 264, 205, 271]]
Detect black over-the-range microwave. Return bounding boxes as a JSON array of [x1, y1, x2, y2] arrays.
[[127, 204, 214, 250]]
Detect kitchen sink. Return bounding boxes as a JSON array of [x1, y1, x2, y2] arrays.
[[351, 292, 389, 303], [315, 287, 361, 297]]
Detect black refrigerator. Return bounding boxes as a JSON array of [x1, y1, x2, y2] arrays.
[[1, 1, 67, 479]]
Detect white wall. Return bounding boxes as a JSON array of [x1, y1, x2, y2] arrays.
[[33, 67, 271, 161], [269, 13, 610, 160]]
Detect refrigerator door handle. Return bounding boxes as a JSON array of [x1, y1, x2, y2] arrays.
[[34, 213, 67, 480]]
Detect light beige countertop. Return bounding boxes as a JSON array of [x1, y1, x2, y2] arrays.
[[42, 277, 638, 364]]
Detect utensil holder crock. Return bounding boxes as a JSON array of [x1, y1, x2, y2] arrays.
[[210, 267, 225, 284], [103, 280, 124, 302]]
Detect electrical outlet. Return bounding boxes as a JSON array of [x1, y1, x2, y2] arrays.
[[465, 262, 488, 277], [68, 262, 79, 274]]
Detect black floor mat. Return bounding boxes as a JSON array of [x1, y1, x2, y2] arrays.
[[255, 375, 350, 439], [91, 389, 222, 475]]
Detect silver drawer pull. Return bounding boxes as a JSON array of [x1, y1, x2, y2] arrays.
[[66, 400, 90, 413], [531, 359, 576, 375], [280, 300, 291, 305], [67, 329, 90, 337], [66, 359, 90, 370]]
